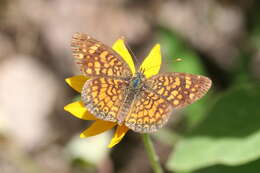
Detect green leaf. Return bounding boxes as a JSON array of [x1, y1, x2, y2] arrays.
[[195, 158, 260, 173], [167, 85, 260, 172]]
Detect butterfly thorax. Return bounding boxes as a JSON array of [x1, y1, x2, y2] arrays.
[[130, 72, 145, 90]]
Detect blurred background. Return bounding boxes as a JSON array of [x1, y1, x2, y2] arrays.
[[0, 0, 260, 173]]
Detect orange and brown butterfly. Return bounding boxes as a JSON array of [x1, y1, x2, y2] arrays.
[[64, 33, 211, 147]]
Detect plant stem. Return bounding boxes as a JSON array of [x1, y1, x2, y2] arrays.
[[141, 134, 163, 173]]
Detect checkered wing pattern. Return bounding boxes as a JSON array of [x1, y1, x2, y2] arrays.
[[82, 77, 128, 122], [71, 33, 132, 77], [125, 72, 212, 133], [125, 90, 171, 133], [147, 72, 212, 108]]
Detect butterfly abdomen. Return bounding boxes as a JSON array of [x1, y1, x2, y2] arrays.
[[117, 87, 140, 125]]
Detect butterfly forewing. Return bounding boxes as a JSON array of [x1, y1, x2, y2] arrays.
[[81, 77, 128, 122], [124, 72, 211, 133], [71, 33, 132, 77]]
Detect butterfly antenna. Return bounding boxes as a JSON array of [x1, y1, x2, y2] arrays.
[[141, 67, 145, 74], [123, 37, 139, 67], [142, 65, 160, 72], [142, 58, 183, 72], [165, 57, 183, 64], [175, 58, 183, 62]]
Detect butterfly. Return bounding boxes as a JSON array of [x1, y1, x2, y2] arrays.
[[71, 33, 212, 133]]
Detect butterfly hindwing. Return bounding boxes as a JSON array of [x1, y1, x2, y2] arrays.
[[81, 77, 128, 122], [125, 89, 172, 133]]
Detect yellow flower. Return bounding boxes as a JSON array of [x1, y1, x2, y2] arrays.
[[64, 37, 161, 148]]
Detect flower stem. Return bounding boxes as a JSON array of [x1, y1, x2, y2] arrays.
[[141, 134, 163, 173]]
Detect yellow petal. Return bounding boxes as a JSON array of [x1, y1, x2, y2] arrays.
[[108, 125, 129, 148], [64, 101, 97, 120], [80, 120, 116, 138], [139, 44, 161, 78], [112, 38, 136, 74], [65, 75, 88, 93]]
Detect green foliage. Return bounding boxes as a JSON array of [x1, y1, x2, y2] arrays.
[[195, 158, 260, 173], [167, 85, 260, 172], [250, 6, 260, 50], [158, 27, 205, 75]]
